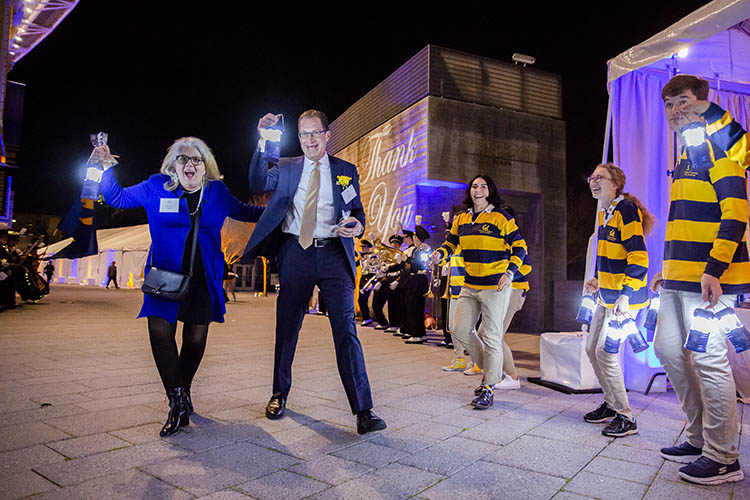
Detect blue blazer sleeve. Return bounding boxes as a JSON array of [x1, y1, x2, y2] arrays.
[[249, 149, 280, 193], [214, 181, 264, 222], [101, 168, 152, 209]]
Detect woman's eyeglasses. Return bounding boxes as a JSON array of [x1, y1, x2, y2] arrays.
[[587, 174, 610, 184], [176, 155, 204, 165]]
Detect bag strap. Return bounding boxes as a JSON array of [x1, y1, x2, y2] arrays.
[[187, 208, 201, 277], [147, 186, 204, 275]]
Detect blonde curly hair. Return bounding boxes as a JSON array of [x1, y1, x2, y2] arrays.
[[160, 137, 222, 191]]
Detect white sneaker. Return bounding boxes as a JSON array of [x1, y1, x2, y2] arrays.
[[494, 376, 521, 390], [463, 363, 482, 376]]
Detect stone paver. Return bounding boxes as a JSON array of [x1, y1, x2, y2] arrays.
[[421, 460, 566, 499], [47, 433, 133, 458], [312, 462, 443, 500], [0, 468, 59, 499], [483, 434, 602, 478], [0, 286, 745, 499], [563, 471, 649, 500], [141, 440, 298, 496], [236, 469, 330, 499], [34, 469, 193, 500]]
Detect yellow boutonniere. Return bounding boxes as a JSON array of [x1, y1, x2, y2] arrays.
[[336, 175, 352, 189]]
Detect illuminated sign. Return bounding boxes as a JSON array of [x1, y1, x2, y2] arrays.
[[337, 98, 428, 241]]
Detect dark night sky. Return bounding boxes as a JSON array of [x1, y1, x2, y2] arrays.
[[8, 0, 710, 260]]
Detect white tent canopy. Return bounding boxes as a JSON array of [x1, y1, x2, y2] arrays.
[[597, 0, 750, 393], [602, 0, 750, 282], [42, 224, 151, 288], [40, 218, 256, 288], [608, 0, 750, 85]]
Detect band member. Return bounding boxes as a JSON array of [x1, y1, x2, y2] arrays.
[[652, 74, 748, 485], [495, 250, 531, 389], [392, 230, 415, 337], [403, 225, 431, 344], [371, 234, 404, 331], [357, 239, 375, 326], [245, 110, 386, 435], [441, 245, 474, 372]]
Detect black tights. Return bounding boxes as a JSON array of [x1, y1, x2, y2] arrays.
[[148, 317, 209, 391]]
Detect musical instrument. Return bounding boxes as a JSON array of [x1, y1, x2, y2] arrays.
[[359, 239, 406, 294], [14, 236, 49, 302]]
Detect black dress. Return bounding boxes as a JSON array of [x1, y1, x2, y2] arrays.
[[176, 190, 213, 324]]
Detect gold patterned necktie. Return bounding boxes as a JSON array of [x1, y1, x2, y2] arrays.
[[298, 161, 320, 249]]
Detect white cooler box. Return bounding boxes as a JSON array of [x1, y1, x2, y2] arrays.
[[540, 331, 602, 391]]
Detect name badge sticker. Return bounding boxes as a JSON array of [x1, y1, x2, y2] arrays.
[[160, 198, 180, 213], [341, 185, 357, 204]]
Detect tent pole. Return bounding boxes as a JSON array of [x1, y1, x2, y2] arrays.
[[602, 89, 613, 164]]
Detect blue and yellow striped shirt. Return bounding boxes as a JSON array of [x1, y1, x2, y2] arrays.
[[448, 249, 466, 299], [663, 140, 750, 294], [436, 205, 527, 290], [704, 102, 750, 171], [596, 198, 649, 310], [512, 253, 532, 292]]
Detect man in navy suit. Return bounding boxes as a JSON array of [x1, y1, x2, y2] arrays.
[[244, 110, 386, 435]]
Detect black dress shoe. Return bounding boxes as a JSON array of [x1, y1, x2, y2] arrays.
[[356, 410, 387, 435], [265, 394, 286, 420]]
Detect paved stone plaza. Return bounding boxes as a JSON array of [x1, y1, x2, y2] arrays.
[[0, 286, 747, 499]]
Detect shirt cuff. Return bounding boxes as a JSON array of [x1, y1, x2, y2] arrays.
[[704, 260, 726, 279]]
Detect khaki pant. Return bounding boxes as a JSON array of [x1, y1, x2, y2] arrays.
[[452, 286, 512, 386], [585, 305, 632, 418], [653, 289, 739, 464], [450, 289, 524, 378], [501, 289, 526, 379], [449, 298, 470, 360]]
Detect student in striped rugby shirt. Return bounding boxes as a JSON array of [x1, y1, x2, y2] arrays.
[[582, 163, 654, 438], [433, 174, 528, 409], [650, 74, 748, 485], [495, 205, 532, 390]]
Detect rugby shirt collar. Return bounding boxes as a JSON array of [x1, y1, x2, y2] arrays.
[[469, 203, 495, 214], [601, 195, 624, 225]]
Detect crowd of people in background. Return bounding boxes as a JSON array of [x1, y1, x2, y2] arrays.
[[0, 229, 49, 310]]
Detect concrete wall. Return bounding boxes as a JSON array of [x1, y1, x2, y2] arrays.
[[426, 96, 567, 332]]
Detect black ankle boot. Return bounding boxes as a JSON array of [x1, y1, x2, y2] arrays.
[[160, 387, 189, 436], [182, 385, 194, 416]]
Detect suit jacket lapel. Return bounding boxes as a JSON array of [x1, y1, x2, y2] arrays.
[[289, 156, 304, 197], [329, 156, 342, 216]]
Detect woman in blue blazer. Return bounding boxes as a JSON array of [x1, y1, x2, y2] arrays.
[[96, 137, 263, 436]]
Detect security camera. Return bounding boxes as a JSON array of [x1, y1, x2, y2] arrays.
[[512, 53, 535, 66]]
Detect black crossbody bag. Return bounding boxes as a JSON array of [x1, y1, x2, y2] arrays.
[[141, 207, 201, 302]]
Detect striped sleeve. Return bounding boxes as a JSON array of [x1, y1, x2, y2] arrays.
[[512, 253, 532, 290], [704, 102, 750, 170], [503, 214, 527, 277], [617, 202, 648, 297], [704, 158, 750, 278]]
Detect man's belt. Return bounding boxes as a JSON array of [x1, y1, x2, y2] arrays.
[[284, 234, 337, 248]]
